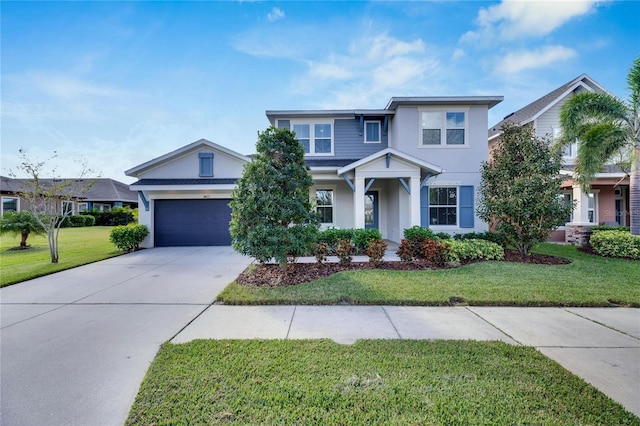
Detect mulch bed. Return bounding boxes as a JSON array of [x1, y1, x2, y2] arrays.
[[237, 251, 571, 288]]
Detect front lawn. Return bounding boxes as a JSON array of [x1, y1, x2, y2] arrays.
[[0, 226, 120, 287], [126, 340, 639, 425], [218, 243, 640, 307]]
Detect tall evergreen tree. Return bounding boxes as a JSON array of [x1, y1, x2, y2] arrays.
[[477, 123, 573, 257], [558, 56, 640, 235], [230, 126, 319, 269]]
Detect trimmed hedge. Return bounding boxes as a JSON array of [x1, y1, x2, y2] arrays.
[[86, 207, 135, 226], [317, 228, 382, 255], [590, 230, 640, 260], [453, 231, 506, 247], [109, 224, 149, 252], [60, 214, 95, 228], [445, 239, 505, 263]]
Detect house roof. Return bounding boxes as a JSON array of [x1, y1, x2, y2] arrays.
[[336, 148, 443, 176], [1, 176, 137, 202], [488, 74, 608, 140], [125, 139, 251, 177], [304, 159, 360, 168], [386, 96, 503, 110]]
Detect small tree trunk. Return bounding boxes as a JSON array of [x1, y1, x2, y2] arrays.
[[48, 229, 58, 263], [20, 231, 29, 248]]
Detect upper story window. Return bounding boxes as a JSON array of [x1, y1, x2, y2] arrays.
[[199, 152, 214, 177], [364, 121, 381, 143], [420, 110, 467, 147], [2, 196, 18, 215], [289, 121, 333, 155]]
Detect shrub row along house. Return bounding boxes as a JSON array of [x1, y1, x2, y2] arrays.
[[0, 177, 138, 216], [489, 74, 632, 245], [126, 96, 503, 247]]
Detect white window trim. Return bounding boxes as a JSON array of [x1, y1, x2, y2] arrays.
[[364, 120, 381, 144], [428, 186, 459, 228], [62, 201, 74, 215], [588, 190, 599, 224], [291, 119, 335, 156], [1, 196, 20, 216], [313, 185, 336, 227], [77, 202, 89, 213], [93, 203, 111, 212], [418, 108, 469, 149]]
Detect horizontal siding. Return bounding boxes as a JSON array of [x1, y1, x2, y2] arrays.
[[535, 101, 563, 140], [331, 118, 388, 159]]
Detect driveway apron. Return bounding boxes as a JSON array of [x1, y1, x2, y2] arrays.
[[0, 246, 252, 426]]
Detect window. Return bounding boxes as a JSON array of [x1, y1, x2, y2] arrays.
[[420, 111, 466, 146], [588, 192, 596, 223], [429, 187, 457, 225], [199, 152, 214, 177], [62, 201, 74, 215], [78, 202, 89, 213], [364, 121, 381, 143], [2, 197, 18, 215], [316, 189, 334, 224], [93, 203, 111, 212], [292, 121, 333, 155], [559, 193, 573, 224]]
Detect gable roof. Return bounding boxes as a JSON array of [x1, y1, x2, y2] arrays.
[[488, 74, 608, 140], [125, 139, 251, 177], [336, 148, 443, 176], [1, 176, 136, 202]]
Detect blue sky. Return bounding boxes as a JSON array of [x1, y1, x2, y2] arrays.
[[2, 1, 638, 183]]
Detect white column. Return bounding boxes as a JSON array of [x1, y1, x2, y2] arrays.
[[409, 176, 421, 226], [354, 177, 365, 228], [571, 185, 591, 224]]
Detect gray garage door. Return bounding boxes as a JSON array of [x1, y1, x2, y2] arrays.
[[154, 199, 232, 246]]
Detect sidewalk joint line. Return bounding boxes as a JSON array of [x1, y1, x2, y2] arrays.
[[562, 308, 640, 341], [167, 303, 214, 343], [381, 306, 402, 339], [465, 307, 522, 345], [286, 306, 297, 339]]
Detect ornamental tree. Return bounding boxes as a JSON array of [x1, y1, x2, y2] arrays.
[[0, 211, 45, 249], [229, 126, 319, 269], [477, 123, 573, 257]]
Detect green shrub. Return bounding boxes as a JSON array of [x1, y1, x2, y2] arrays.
[[403, 225, 437, 241], [336, 239, 353, 266], [86, 207, 134, 226], [366, 239, 388, 266], [82, 215, 96, 227], [318, 228, 354, 252], [445, 239, 505, 263], [59, 214, 94, 228], [352, 228, 382, 254], [590, 230, 640, 260], [315, 242, 328, 264], [109, 224, 149, 252], [434, 232, 451, 240], [454, 231, 506, 247], [592, 225, 630, 232]]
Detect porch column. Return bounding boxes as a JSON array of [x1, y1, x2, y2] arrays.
[[565, 185, 593, 247], [354, 177, 365, 228], [409, 176, 421, 226], [572, 185, 591, 224]]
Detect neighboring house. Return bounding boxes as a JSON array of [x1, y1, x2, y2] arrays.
[[0, 176, 138, 216], [126, 95, 502, 247], [488, 74, 631, 245]]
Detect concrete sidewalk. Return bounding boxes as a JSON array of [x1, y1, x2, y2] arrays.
[[173, 305, 640, 417]]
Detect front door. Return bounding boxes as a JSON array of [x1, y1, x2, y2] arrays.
[[365, 191, 379, 230]]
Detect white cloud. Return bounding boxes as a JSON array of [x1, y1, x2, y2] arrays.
[[497, 45, 577, 74], [464, 0, 603, 41], [452, 48, 465, 61], [267, 7, 285, 22]]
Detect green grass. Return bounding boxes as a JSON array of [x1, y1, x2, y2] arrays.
[[126, 339, 639, 425], [0, 226, 121, 287], [218, 243, 640, 307]]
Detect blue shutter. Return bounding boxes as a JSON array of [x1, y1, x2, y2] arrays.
[[420, 186, 429, 227], [278, 120, 290, 130], [199, 152, 214, 177], [459, 185, 474, 228]]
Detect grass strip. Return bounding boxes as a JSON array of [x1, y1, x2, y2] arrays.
[[0, 226, 120, 287], [126, 339, 639, 425], [218, 243, 639, 307]]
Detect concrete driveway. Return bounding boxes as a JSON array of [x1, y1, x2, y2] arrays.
[[0, 246, 252, 426]]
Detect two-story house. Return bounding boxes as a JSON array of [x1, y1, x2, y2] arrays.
[[126, 96, 502, 247], [488, 74, 631, 245]]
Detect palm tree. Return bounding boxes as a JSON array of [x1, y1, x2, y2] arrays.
[[0, 211, 45, 249], [558, 56, 640, 235]]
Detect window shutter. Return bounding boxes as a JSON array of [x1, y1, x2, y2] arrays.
[[459, 185, 474, 228], [278, 120, 290, 130], [198, 152, 214, 177], [420, 186, 429, 227]]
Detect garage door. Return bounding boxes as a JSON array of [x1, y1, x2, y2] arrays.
[[154, 199, 232, 246]]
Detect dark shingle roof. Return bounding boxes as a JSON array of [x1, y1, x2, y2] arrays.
[[305, 159, 360, 168], [1, 176, 137, 202], [488, 74, 601, 139]]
